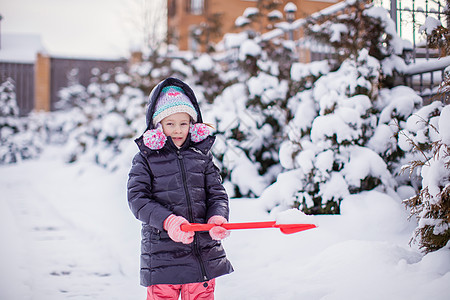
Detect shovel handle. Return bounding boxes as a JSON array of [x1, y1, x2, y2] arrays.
[[182, 221, 277, 232], [181, 221, 317, 234]]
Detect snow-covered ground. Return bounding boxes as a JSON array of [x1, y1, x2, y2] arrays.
[[1, 146, 449, 300]]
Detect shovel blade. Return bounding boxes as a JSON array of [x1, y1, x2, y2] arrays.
[[276, 223, 317, 234]]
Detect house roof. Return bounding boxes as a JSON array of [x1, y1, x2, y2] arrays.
[[0, 33, 45, 63]]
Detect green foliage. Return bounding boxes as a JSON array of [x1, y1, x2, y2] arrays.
[[401, 15, 450, 253], [304, 1, 399, 66], [403, 138, 450, 253]]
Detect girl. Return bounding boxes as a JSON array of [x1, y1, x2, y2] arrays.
[[127, 77, 233, 300]]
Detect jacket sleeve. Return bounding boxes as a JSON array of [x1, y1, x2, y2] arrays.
[[204, 152, 230, 221], [127, 153, 172, 230]]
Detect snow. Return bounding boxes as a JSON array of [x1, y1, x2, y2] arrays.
[[267, 10, 283, 20], [235, 16, 250, 28], [364, 6, 404, 55], [403, 56, 450, 75], [223, 32, 249, 49], [2, 148, 449, 300], [243, 7, 259, 18], [2, 1, 450, 296], [419, 16, 442, 35], [378, 86, 422, 124], [284, 2, 298, 13], [341, 146, 395, 188], [329, 23, 348, 43], [290, 60, 330, 81], [276, 208, 317, 225], [192, 54, 214, 72], [310, 112, 360, 145], [225, 146, 268, 197], [239, 39, 262, 60], [368, 124, 396, 155], [439, 105, 450, 145]]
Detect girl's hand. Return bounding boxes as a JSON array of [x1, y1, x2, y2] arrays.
[[163, 214, 194, 244], [207, 215, 230, 241]]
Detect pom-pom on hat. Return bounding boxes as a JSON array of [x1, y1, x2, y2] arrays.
[[152, 86, 198, 126]]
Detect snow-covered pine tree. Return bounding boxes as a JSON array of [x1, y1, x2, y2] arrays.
[[0, 78, 19, 118], [0, 78, 42, 164], [58, 66, 144, 169], [402, 15, 450, 253], [56, 50, 196, 170], [204, 3, 300, 197], [190, 53, 229, 104], [261, 2, 413, 214], [401, 102, 450, 253]]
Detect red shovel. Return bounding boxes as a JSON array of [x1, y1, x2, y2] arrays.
[[181, 221, 317, 235]]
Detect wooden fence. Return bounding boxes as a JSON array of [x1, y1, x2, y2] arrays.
[[0, 62, 35, 116], [0, 56, 128, 115], [49, 57, 127, 110]]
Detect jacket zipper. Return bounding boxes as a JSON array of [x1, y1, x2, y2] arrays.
[[177, 150, 208, 282]]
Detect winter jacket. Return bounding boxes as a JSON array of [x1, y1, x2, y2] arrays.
[[127, 77, 233, 286]]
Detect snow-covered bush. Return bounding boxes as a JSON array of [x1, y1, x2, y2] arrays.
[[199, 1, 308, 197], [0, 78, 19, 117], [191, 53, 229, 104], [205, 39, 297, 197], [261, 49, 398, 214], [304, 1, 407, 83], [55, 51, 198, 170], [400, 15, 450, 253], [58, 66, 146, 170], [0, 78, 43, 164], [402, 103, 450, 253], [234, 0, 284, 34], [260, 4, 418, 214], [419, 16, 450, 103]]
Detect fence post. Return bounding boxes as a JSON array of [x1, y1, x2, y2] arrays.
[[129, 51, 143, 66], [390, 0, 397, 30], [34, 52, 51, 111]]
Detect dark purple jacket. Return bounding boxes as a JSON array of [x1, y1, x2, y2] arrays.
[[127, 78, 233, 286]]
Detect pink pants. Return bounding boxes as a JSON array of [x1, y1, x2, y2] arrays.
[[146, 279, 215, 300]]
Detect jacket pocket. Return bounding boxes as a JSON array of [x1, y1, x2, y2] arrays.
[[150, 227, 161, 243]]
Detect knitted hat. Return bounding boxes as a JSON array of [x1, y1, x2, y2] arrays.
[[152, 86, 198, 126]]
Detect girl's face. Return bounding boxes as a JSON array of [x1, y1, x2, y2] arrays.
[[161, 112, 191, 148]]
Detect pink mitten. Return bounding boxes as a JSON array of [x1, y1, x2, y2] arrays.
[[207, 215, 230, 241], [164, 214, 194, 244]]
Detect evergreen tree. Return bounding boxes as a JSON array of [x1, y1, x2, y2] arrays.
[[260, 2, 414, 214], [203, 3, 300, 197], [402, 15, 450, 253], [0, 78, 42, 164]]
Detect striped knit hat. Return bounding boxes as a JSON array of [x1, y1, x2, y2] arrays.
[[152, 86, 198, 126]]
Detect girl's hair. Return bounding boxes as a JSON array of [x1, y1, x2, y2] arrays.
[[194, 121, 215, 130]]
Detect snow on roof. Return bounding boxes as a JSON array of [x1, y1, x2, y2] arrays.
[[0, 33, 45, 63]]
